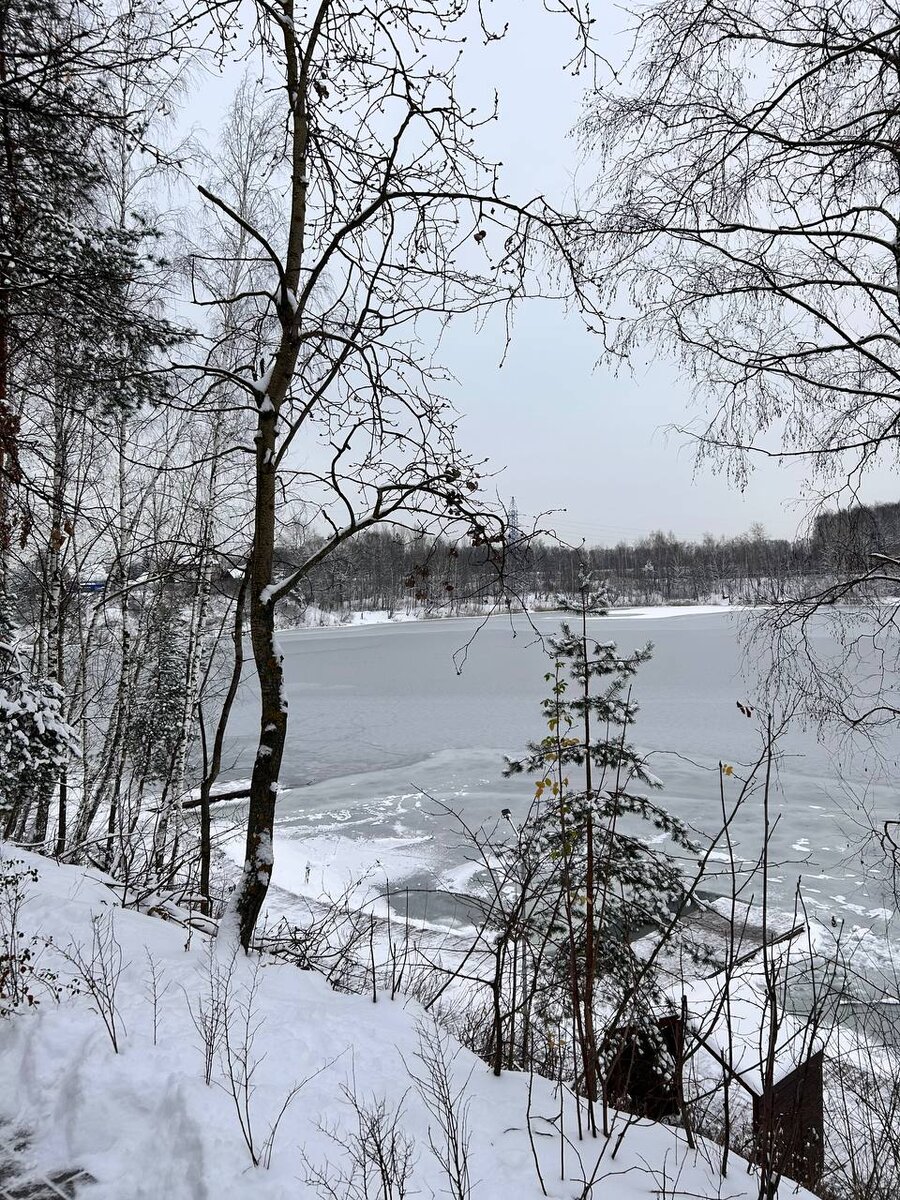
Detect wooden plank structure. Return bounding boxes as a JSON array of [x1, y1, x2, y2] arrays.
[[604, 1014, 684, 1120], [685, 969, 825, 1194], [752, 1048, 824, 1192], [605, 923, 825, 1194]]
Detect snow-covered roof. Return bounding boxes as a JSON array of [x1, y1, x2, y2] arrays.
[[671, 963, 823, 1095]]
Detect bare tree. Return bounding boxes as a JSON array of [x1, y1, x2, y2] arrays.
[[583, 1, 900, 730], [588, 0, 900, 479], [189, 0, 597, 949]]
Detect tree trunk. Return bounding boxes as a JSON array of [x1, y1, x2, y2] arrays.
[[72, 429, 134, 856], [234, 401, 286, 949], [33, 396, 67, 845], [198, 572, 248, 913], [153, 531, 211, 878], [580, 599, 598, 1126]]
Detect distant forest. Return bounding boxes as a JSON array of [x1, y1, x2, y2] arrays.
[[266, 499, 900, 617], [14, 499, 898, 627]]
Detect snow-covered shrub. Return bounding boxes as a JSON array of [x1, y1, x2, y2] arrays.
[[0, 599, 77, 840], [0, 857, 68, 1016]]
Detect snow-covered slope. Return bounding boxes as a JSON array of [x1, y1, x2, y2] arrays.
[[0, 845, 820, 1199]]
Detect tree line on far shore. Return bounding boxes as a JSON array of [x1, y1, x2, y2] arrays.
[[237, 500, 900, 615], [11, 499, 900, 625]]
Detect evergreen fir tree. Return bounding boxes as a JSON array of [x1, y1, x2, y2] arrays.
[[505, 577, 696, 1112], [0, 0, 182, 560], [128, 606, 189, 784]]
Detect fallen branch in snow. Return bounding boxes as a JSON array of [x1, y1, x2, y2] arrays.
[[183, 788, 251, 811]]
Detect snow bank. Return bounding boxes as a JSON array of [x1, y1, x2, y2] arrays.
[[0, 845, 819, 1199], [221, 827, 437, 918], [601, 603, 747, 620], [281, 602, 746, 631], [294, 605, 423, 628]]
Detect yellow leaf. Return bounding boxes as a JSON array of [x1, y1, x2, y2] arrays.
[[722, 764, 734, 776]]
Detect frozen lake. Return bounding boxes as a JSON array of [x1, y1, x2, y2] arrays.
[[222, 609, 898, 936]]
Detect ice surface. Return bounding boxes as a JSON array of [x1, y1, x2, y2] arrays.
[[221, 610, 898, 940]]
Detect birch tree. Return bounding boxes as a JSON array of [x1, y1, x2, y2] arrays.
[[583, 0, 900, 730]]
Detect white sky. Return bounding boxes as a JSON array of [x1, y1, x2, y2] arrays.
[[189, 1, 898, 546]]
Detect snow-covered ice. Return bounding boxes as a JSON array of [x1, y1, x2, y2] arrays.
[[221, 611, 899, 942]]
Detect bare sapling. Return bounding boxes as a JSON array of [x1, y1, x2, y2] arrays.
[[210, 949, 329, 1167], [408, 1019, 474, 1200], [303, 1078, 417, 1200], [187, 937, 236, 1086], [143, 949, 169, 1047], [61, 910, 127, 1053]]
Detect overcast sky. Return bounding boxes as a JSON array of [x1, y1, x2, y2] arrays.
[[443, 5, 899, 546], [193, 2, 898, 546]]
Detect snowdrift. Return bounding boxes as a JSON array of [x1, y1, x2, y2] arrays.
[[0, 845, 820, 1199]]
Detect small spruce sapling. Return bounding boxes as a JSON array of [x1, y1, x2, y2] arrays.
[[505, 578, 695, 1120]]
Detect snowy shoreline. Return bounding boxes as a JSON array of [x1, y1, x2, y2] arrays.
[[281, 600, 750, 630]]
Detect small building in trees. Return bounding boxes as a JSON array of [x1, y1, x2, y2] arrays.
[[680, 961, 825, 1192]]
